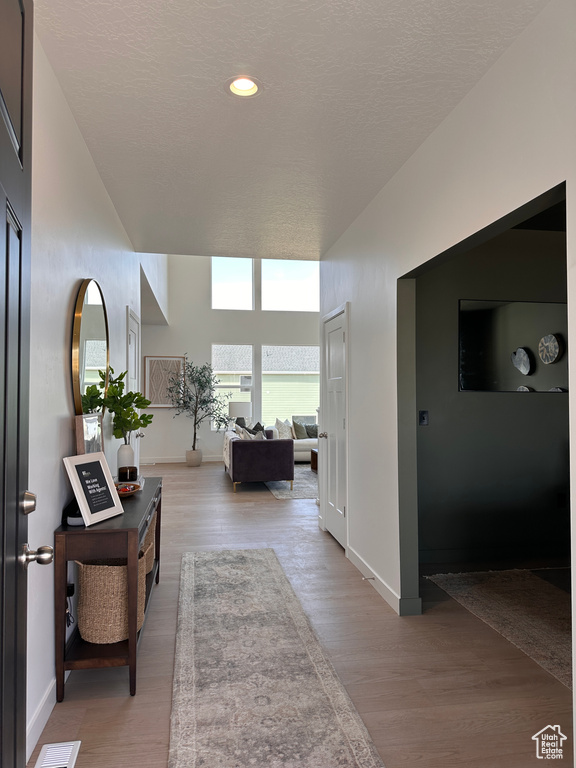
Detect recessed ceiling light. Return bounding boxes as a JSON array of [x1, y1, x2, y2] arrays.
[[227, 77, 260, 98]]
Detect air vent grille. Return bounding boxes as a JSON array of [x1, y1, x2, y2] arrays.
[[34, 741, 81, 768]]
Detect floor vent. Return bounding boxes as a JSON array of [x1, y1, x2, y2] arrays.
[[34, 741, 81, 768]]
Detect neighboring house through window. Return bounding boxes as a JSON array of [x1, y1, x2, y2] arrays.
[[262, 345, 319, 425], [211, 258, 320, 427]]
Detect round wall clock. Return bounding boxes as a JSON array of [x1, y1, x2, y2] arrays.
[[538, 334, 562, 364]]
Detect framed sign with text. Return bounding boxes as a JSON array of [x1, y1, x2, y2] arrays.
[[63, 452, 124, 526]]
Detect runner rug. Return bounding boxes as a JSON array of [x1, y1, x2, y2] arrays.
[[169, 548, 385, 768], [426, 569, 572, 689]]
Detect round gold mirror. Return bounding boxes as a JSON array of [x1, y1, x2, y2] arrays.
[[71, 279, 109, 415]]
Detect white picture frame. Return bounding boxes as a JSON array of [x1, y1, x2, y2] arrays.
[[144, 355, 185, 407], [63, 452, 124, 527]]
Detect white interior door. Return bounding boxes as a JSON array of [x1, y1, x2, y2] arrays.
[[127, 307, 141, 468], [321, 308, 348, 547]]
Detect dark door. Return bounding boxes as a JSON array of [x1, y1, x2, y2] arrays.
[[0, 0, 34, 765]]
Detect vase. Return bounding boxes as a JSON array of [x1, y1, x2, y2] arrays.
[[74, 414, 103, 455], [186, 449, 202, 467], [117, 442, 135, 472]]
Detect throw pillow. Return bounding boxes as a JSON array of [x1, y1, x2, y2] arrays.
[[244, 421, 265, 435], [275, 418, 293, 440], [305, 423, 318, 438], [235, 424, 244, 436], [292, 420, 308, 440], [241, 427, 267, 440]]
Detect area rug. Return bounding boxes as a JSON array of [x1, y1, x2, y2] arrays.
[[169, 549, 385, 768], [426, 569, 572, 688], [265, 464, 318, 500]]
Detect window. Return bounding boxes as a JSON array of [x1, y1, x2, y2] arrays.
[[211, 257, 253, 310], [262, 345, 319, 425], [261, 260, 319, 312], [211, 257, 320, 313], [212, 344, 253, 425], [82, 283, 106, 389]]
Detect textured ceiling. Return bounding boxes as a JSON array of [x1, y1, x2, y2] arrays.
[[34, 0, 550, 260]]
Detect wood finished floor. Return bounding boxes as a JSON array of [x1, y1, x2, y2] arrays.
[[28, 462, 573, 767]]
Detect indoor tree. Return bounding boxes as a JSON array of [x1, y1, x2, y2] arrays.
[[166, 357, 231, 466]]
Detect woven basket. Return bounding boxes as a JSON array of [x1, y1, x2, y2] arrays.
[[142, 539, 155, 574], [76, 552, 146, 644], [141, 510, 156, 573]]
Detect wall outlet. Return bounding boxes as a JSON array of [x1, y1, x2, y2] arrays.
[[418, 410, 429, 426]]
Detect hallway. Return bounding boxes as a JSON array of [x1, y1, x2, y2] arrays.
[[29, 462, 573, 767]]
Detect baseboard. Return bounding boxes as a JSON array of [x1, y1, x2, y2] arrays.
[[27, 678, 56, 762], [346, 547, 422, 616]]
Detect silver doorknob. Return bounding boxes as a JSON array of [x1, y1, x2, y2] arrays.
[[318, 432, 328, 438], [19, 543, 54, 569], [21, 490, 37, 515]]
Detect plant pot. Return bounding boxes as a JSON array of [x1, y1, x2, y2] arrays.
[[186, 449, 202, 467], [118, 442, 135, 471]]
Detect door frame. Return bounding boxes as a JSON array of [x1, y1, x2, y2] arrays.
[[0, 0, 34, 764], [397, 182, 567, 615], [319, 301, 349, 545], [126, 306, 141, 468]]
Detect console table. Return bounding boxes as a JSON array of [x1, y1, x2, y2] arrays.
[[54, 477, 162, 701]]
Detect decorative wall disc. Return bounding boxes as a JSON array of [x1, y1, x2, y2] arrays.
[[510, 347, 532, 375], [538, 334, 562, 364]]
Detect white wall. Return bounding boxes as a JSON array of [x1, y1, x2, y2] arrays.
[[26, 0, 576, 754], [320, 0, 576, 614], [141, 255, 319, 463], [26, 39, 167, 758]]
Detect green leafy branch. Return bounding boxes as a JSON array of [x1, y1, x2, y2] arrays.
[[82, 367, 153, 444]]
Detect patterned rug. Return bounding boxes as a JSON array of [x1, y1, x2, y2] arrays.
[[426, 569, 572, 688], [169, 549, 385, 768], [265, 464, 318, 499]]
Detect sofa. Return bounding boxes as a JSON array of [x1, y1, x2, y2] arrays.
[[223, 430, 294, 492], [267, 415, 318, 462]]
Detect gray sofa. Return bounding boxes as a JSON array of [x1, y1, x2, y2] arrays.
[[223, 430, 294, 492], [266, 414, 318, 462]]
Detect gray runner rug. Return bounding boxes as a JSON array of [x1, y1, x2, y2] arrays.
[[169, 548, 385, 768], [426, 569, 572, 688]]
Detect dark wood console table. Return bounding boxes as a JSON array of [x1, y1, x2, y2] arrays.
[[54, 477, 162, 701]]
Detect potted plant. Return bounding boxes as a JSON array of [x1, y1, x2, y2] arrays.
[[166, 357, 231, 466], [98, 367, 154, 469]]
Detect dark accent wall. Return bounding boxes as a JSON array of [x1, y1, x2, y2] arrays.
[[416, 229, 569, 563]]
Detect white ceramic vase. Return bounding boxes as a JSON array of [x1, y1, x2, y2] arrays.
[[117, 442, 135, 471]]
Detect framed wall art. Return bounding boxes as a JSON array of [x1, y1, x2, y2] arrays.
[[144, 355, 185, 407]]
